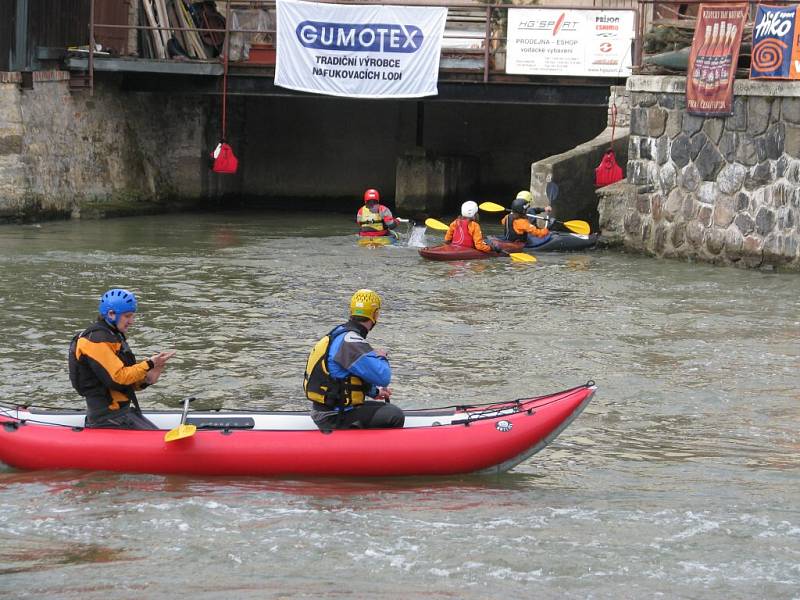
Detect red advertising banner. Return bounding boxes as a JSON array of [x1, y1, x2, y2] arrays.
[[686, 3, 748, 116]]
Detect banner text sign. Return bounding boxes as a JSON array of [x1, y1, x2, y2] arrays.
[[506, 9, 635, 77], [275, 0, 447, 98], [750, 4, 800, 79]]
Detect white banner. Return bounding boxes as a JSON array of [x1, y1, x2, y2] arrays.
[[275, 0, 448, 98], [506, 9, 635, 77]]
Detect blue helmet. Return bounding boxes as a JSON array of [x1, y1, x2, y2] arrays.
[[98, 288, 138, 325]]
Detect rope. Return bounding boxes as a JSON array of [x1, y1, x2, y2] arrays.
[[610, 102, 617, 149], [221, 29, 229, 141]]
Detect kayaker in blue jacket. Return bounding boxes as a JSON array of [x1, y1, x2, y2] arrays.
[[304, 289, 405, 430]]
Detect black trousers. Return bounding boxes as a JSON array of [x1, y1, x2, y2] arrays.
[[311, 400, 405, 430]]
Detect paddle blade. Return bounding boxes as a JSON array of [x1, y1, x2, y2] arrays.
[[424, 218, 450, 231], [509, 252, 536, 263], [479, 202, 506, 212], [164, 424, 197, 442], [562, 220, 591, 235]]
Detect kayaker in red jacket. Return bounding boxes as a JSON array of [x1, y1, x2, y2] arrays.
[[304, 289, 405, 430], [444, 201, 493, 253], [356, 188, 398, 237], [68, 288, 175, 429]]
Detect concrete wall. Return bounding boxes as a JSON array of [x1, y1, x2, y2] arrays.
[[529, 86, 630, 228], [0, 74, 208, 221], [601, 76, 800, 271]]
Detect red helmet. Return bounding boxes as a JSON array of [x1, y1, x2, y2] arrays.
[[363, 188, 380, 203]]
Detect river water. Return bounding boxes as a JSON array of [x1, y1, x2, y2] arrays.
[[0, 212, 797, 599]]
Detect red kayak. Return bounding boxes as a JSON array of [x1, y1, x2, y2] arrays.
[[419, 240, 524, 261], [0, 383, 596, 477]]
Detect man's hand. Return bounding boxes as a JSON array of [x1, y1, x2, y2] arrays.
[[150, 350, 176, 369], [374, 349, 389, 359], [375, 387, 393, 402]]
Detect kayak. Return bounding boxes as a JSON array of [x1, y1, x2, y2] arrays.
[[0, 382, 596, 477], [418, 240, 524, 261], [526, 231, 599, 251], [357, 232, 398, 247]]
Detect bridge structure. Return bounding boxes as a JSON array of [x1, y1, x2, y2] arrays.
[[4, 0, 649, 108], [1, 0, 689, 222]]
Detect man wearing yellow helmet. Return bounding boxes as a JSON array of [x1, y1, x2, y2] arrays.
[[497, 190, 551, 244], [303, 289, 405, 430]]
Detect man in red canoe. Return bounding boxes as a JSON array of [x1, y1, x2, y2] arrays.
[[68, 288, 175, 429], [356, 188, 398, 239], [444, 201, 493, 253], [304, 289, 405, 430]]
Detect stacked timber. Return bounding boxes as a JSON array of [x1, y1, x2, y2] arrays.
[[139, 0, 224, 60]]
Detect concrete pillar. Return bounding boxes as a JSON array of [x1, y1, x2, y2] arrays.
[[395, 148, 478, 218]]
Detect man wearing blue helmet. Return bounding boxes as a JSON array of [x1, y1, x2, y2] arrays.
[[68, 288, 175, 429]]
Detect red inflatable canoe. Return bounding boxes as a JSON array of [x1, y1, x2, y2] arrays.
[[0, 383, 596, 477], [419, 240, 524, 261]]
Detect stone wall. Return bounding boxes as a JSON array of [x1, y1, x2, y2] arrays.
[[608, 75, 800, 271], [0, 74, 208, 222]]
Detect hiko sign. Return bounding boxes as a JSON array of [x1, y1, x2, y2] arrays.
[[750, 4, 800, 79], [506, 9, 635, 77], [275, 0, 447, 98]]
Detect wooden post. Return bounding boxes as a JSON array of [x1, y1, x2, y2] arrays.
[[89, 0, 95, 95], [483, 5, 491, 84]]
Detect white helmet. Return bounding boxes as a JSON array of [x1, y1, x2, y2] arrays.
[[461, 201, 479, 219]]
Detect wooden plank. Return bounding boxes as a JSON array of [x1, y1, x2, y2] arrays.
[[141, 0, 165, 58]]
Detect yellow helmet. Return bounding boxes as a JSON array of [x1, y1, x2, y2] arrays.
[[516, 190, 533, 204], [350, 289, 382, 323]]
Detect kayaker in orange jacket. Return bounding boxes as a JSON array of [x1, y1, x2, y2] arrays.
[[499, 191, 551, 243], [444, 201, 493, 253], [68, 288, 175, 429]]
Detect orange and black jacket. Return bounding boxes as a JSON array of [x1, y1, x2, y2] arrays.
[[68, 319, 153, 419], [500, 214, 548, 242]]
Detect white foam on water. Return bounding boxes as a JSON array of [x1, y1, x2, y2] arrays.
[[407, 225, 428, 248]]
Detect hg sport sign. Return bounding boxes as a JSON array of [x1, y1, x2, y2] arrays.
[[506, 8, 636, 77], [275, 0, 447, 98]]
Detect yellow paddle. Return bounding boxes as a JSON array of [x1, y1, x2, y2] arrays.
[[423, 218, 536, 263], [164, 396, 197, 442], [478, 202, 591, 236], [424, 217, 449, 231]]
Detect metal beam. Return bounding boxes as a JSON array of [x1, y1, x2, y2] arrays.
[[67, 56, 224, 76], [115, 71, 617, 107]]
